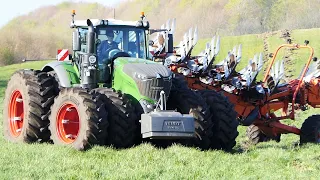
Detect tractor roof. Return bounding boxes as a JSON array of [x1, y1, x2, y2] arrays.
[[71, 19, 140, 28]]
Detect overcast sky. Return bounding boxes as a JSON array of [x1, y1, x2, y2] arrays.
[[0, 0, 125, 28]]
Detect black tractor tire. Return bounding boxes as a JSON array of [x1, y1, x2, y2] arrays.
[[300, 115, 320, 144], [246, 125, 271, 145], [3, 69, 57, 143], [198, 90, 239, 151], [49, 88, 108, 150], [93, 88, 138, 148], [167, 78, 214, 150], [47, 71, 61, 94]]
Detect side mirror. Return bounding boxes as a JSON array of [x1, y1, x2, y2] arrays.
[[149, 40, 154, 46], [72, 30, 81, 51]]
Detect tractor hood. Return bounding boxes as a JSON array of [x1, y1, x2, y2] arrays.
[[114, 57, 172, 79], [112, 57, 173, 104]]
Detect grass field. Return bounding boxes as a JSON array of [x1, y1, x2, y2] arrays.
[[1, 32, 320, 179]]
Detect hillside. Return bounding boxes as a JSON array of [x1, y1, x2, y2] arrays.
[[0, 2, 114, 65], [1, 0, 320, 66]]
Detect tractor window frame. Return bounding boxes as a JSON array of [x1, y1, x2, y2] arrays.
[[96, 25, 149, 60], [78, 28, 88, 53]]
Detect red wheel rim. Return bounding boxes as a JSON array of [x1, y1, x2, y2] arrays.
[[57, 103, 80, 144], [8, 90, 24, 137]]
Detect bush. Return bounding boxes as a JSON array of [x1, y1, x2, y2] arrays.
[[0, 47, 15, 66]]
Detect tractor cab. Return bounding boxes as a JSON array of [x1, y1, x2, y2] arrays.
[[70, 10, 151, 84], [75, 23, 150, 63]]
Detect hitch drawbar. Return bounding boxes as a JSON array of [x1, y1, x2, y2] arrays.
[[140, 111, 195, 139]]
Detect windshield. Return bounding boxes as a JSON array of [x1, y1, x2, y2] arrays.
[[78, 26, 148, 64]]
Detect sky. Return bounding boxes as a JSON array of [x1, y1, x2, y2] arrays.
[[0, 0, 125, 28]]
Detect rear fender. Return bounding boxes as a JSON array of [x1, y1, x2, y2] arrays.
[[42, 61, 80, 87]]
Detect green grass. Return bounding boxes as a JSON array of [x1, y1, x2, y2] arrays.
[[289, 29, 320, 78], [0, 46, 320, 179]]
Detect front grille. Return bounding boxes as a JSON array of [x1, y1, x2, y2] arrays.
[[122, 62, 173, 101], [136, 77, 172, 101]]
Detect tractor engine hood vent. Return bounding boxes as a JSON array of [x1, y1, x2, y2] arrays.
[[123, 63, 172, 101], [123, 63, 172, 79]]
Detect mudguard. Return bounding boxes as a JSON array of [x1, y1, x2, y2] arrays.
[[42, 61, 80, 87]]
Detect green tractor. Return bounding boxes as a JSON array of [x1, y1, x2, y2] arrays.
[[3, 11, 237, 151]]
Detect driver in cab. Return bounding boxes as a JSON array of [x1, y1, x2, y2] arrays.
[[97, 29, 118, 63]]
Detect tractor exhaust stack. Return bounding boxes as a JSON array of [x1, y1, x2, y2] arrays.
[[87, 19, 95, 54]]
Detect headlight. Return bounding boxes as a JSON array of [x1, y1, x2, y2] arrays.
[[89, 55, 97, 64], [139, 99, 155, 113]]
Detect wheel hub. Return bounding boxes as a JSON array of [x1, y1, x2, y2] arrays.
[[57, 103, 80, 143], [8, 90, 24, 137]]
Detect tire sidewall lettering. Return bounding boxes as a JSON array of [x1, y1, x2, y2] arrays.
[[60, 94, 81, 107]]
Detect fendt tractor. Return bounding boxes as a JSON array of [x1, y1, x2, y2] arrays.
[[3, 11, 239, 151], [152, 19, 320, 145]]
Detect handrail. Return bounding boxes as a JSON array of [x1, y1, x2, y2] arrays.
[[262, 43, 314, 119]]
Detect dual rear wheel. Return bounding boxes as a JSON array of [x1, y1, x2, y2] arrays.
[[3, 70, 56, 143]]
